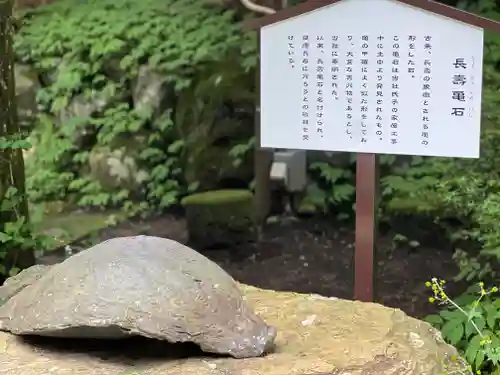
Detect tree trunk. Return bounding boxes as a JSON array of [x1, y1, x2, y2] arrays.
[[0, 0, 36, 273]]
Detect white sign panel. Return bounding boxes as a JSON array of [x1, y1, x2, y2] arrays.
[[260, 0, 484, 158]]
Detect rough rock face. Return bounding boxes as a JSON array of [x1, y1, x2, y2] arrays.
[[14, 64, 41, 129], [0, 236, 275, 359], [0, 265, 49, 307], [0, 284, 470, 375], [132, 65, 174, 118], [57, 92, 110, 148], [88, 140, 149, 194]]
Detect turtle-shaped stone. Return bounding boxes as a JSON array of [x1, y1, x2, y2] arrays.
[[0, 236, 276, 358]]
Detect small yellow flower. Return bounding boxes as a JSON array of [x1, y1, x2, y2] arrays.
[[481, 289, 486, 296], [429, 297, 435, 303], [492, 287, 498, 293], [425, 281, 431, 287], [479, 282, 484, 287]]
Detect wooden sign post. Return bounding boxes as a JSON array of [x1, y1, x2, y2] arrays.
[[246, 0, 500, 302]]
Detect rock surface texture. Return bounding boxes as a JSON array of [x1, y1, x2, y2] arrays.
[[0, 236, 275, 359], [0, 283, 470, 375], [14, 64, 41, 129]]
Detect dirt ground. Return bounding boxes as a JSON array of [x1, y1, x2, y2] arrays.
[[43, 214, 465, 319]]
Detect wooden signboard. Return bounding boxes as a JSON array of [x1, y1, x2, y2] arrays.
[[245, 0, 500, 302]]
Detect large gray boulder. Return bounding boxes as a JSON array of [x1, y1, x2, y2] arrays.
[[0, 285, 471, 375], [0, 236, 276, 359]]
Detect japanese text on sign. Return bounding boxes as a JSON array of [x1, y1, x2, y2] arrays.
[[260, 0, 483, 158]]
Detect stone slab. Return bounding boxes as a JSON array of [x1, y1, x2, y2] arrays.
[[0, 285, 470, 375]]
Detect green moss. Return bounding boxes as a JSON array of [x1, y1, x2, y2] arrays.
[[386, 197, 436, 213], [35, 210, 127, 250], [182, 189, 255, 249], [181, 189, 253, 206]]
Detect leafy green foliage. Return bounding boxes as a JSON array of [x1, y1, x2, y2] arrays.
[[0, 185, 55, 271], [300, 161, 355, 216], [0, 132, 56, 276], [16, 0, 257, 214], [426, 279, 500, 374], [0, 135, 31, 150], [229, 136, 255, 169]]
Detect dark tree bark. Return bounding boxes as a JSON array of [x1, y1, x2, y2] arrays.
[[0, 0, 36, 273]]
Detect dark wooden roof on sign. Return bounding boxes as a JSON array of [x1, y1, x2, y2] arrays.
[[244, 0, 500, 33]]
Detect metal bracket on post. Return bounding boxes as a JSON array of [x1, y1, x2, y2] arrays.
[[269, 150, 307, 192]]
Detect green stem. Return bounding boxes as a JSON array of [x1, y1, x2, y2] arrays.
[[433, 280, 487, 340]]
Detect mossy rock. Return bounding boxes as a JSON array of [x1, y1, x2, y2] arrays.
[[184, 144, 253, 191], [181, 189, 255, 250]]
